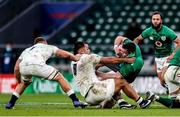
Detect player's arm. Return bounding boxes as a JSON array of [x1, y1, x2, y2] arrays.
[[167, 38, 180, 61], [95, 71, 120, 80], [133, 35, 143, 44], [100, 57, 135, 64], [114, 36, 126, 55], [95, 63, 104, 70], [14, 59, 22, 83], [172, 38, 180, 52], [55, 49, 79, 61]]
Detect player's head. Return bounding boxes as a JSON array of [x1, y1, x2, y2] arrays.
[[116, 42, 136, 57], [115, 42, 135, 57], [122, 42, 136, 54], [74, 41, 90, 55], [151, 11, 163, 30], [34, 37, 47, 45]]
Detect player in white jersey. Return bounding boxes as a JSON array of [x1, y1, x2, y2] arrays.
[[71, 42, 152, 108], [5, 37, 87, 109]]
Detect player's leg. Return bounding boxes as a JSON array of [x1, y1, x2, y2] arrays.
[[146, 66, 180, 108], [110, 76, 137, 109], [112, 92, 137, 109], [172, 94, 180, 108], [146, 91, 180, 108], [155, 57, 169, 91], [85, 79, 118, 108], [5, 76, 31, 109], [37, 64, 86, 108], [164, 66, 180, 97], [54, 73, 87, 108], [114, 78, 152, 109]]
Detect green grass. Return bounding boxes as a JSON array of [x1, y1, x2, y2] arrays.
[[0, 94, 179, 116]]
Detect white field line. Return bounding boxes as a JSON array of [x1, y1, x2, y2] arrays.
[[0, 102, 72, 106]]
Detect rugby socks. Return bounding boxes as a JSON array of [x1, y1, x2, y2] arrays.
[[9, 92, 20, 105], [136, 97, 143, 105], [156, 96, 173, 108], [67, 89, 79, 102], [117, 99, 127, 104]]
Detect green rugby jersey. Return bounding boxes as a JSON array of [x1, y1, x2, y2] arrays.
[[169, 48, 180, 66], [141, 25, 177, 58], [118, 39, 144, 83], [123, 39, 144, 70]]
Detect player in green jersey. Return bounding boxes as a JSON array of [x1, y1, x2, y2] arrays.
[[134, 11, 180, 87], [146, 47, 180, 108], [114, 36, 144, 83], [105, 35, 144, 109]]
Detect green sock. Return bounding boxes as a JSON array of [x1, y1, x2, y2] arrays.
[[157, 96, 173, 108]]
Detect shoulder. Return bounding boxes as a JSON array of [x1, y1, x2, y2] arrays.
[[162, 25, 169, 29], [81, 54, 101, 60], [47, 45, 59, 52], [90, 53, 101, 58], [162, 25, 173, 31], [143, 27, 152, 32]]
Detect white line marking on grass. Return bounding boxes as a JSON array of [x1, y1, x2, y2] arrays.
[[0, 102, 72, 106]]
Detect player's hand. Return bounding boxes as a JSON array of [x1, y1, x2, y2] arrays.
[[95, 63, 104, 70], [75, 54, 81, 61], [167, 53, 174, 62], [115, 72, 122, 79], [126, 58, 135, 63]]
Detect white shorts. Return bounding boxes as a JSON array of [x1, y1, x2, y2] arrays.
[[164, 66, 180, 97], [19, 63, 59, 83], [85, 79, 115, 105], [155, 56, 169, 73]]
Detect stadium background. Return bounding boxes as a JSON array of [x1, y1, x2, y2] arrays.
[[0, 0, 180, 95]]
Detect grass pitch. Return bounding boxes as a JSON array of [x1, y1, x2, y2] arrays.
[[0, 94, 179, 116]]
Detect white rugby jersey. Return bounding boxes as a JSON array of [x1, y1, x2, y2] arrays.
[[19, 43, 58, 65], [71, 54, 101, 97]]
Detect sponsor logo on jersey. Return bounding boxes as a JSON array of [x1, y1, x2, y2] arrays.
[[149, 36, 154, 40], [161, 36, 166, 41], [155, 41, 162, 47]]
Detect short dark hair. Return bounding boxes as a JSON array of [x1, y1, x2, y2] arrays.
[[122, 42, 136, 54], [34, 37, 46, 44], [151, 11, 163, 19], [74, 42, 85, 54]]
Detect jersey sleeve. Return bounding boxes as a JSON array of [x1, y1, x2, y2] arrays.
[[18, 53, 23, 60], [91, 54, 101, 64], [80, 54, 101, 65], [48, 45, 59, 55], [18, 49, 27, 60], [141, 28, 150, 39], [166, 27, 177, 41]]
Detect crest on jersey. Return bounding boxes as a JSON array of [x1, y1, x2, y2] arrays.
[[149, 36, 154, 40], [155, 41, 162, 47], [161, 36, 166, 41]]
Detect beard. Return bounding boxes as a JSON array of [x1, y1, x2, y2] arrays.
[[151, 23, 162, 30]]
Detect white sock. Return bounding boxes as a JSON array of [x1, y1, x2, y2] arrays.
[[66, 89, 74, 96], [117, 99, 126, 104], [13, 92, 20, 98], [136, 97, 143, 105], [155, 95, 160, 100]]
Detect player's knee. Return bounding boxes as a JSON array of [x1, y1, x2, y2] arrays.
[[115, 78, 125, 87]]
